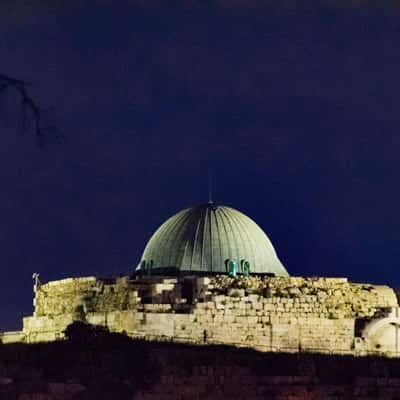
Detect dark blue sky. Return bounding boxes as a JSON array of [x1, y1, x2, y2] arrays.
[[1, 1, 400, 329]]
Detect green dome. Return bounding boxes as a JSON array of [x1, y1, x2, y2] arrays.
[[139, 203, 289, 276]]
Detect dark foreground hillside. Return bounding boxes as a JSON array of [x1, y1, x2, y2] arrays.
[[1, 323, 400, 399]]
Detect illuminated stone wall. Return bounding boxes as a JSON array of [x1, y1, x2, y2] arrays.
[[15, 275, 400, 355], [32, 276, 139, 317], [3, 340, 400, 400]]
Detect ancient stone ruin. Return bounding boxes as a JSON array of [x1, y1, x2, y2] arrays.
[[2, 203, 400, 357], [0, 273, 398, 357]]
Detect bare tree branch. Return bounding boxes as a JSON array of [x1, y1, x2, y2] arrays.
[[0, 73, 63, 148]]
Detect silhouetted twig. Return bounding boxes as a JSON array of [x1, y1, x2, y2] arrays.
[[0, 73, 63, 148]]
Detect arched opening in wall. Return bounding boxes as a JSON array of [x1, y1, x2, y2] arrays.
[[243, 260, 250, 276], [362, 316, 400, 355], [371, 323, 400, 353], [182, 277, 195, 305], [228, 260, 237, 277], [225, 259, 230, 274]]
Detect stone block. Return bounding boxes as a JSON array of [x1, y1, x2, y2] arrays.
[[86, 313, 106, 326], [247, 316, 258, 324], [0, 331, 26, 344]]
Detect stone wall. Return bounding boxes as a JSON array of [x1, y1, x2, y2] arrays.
[[138, 371, 400, 400], [13, 274, 400, 356], [3, 339, 400, 400], [5, 371, 400, 399], [209, 275, 397, 319], [33, 277, 139, 317]]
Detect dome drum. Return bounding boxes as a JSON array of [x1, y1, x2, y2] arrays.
[[137, 259, 276, 277]]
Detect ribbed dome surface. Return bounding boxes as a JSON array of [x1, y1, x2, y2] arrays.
[[139, 203, 288, 276]]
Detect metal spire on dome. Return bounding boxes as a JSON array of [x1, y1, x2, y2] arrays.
[[208, 169, 213, 204]]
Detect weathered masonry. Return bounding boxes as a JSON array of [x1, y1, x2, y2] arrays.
[[2, 274, 398, 357], [3, 202, 400, 357]]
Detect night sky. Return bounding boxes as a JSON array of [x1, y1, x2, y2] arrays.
[[2, 1, 400, 330]]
